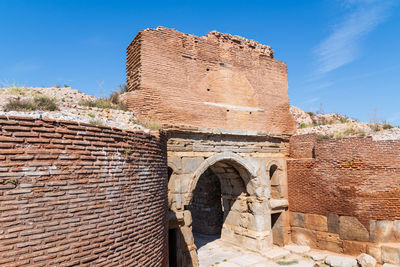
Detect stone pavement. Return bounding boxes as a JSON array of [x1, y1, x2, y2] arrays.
[[195, 234, 382, 267]]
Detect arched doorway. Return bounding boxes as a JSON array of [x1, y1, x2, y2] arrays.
[[188, 160, 248, 249], [185, 154, 270, 253], [188, 168, 223, 248]]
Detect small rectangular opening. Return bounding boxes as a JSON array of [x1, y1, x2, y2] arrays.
[[271, 212, 281, 229]]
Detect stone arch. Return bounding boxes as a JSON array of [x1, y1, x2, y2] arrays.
[[185, 152, 270, 252], [186, 152, 257, 205], [168, 160, 179, 176]]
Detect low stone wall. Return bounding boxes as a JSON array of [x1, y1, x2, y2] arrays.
[[0, 115, 168, 266], [288, 134, 400, 265], [290, 212, 400, 264]]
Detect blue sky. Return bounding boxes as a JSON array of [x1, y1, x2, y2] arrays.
[[1, 0, 399, 124]]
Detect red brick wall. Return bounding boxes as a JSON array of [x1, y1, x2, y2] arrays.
[[289, 134, 316, 159], [0, 116, 168, 266], [126, 27, 296, 135], [288, 134, 400, 228]]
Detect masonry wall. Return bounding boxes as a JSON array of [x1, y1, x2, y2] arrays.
[[126, 27, 296, 135], [167, 130, 289, 155], [0, 116, 168, 266], [287, 134, 400, 264]]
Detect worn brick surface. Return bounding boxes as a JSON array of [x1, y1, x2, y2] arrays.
[[0, 116, 168, 266], [126, 27, 296, 134], [288, 134, 400, 228]]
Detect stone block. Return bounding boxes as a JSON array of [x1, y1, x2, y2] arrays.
[[325, 255, 358, 267], [182, 157, 204, 174], [317, 239, 343, 254], [270, 199, 288, 210], [316, 231, 343, 253], [367, 244, 382, 264], [291, 227, 316, 248], [339, 216, 369, 242], [357, 253, 377, 267], [305, 214, 328, 232], [232, 198, 249, 213], [343, 240, 367, 256], [290, 212, 305, 228], [224, 210, 242, 227], [248, 200, 268, 215], [328, 214, 340, 234], [177, 174, 192, 194], [183, 210, 192, 226], [394, 220, 400, 241], [168, 156, 182, 172], [178, 226, 194, 251], [247, 213, 266, 231], [306, 251, 328, 261], [370, 220, 400, 243], [382, 244, 400, 265], [316, 231, 341, 242]]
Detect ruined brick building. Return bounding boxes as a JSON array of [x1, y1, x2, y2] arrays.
[[0, 27, 399, 267], [125, 27, 296, 266], [125, 27, 400, 266]]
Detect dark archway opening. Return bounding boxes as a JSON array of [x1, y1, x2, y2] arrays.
[[188, 160, 249, 251], [188, 168, 223, 249]]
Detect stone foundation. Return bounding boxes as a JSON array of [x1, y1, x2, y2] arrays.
[[290, 212, 400, 265], [288, 134, 400, 265]]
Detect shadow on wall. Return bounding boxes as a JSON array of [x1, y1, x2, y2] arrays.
[[168, 226, 196, 267]]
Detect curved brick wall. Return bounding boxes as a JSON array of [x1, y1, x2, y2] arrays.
[[0, 116, 167, 266]]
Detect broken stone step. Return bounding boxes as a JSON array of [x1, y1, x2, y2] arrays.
[[306, 251, 329, 261], [325, 255, 358, 267]]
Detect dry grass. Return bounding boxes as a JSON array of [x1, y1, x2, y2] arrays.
[[134, 119, 162, 129], [4, 96, 59, 111], [79, 84, 128, 111]]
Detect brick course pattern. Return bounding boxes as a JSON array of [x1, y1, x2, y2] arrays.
[[287, 134, 400, 228], [0, 115, 168, 266], [126, 27, 296, 135]]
